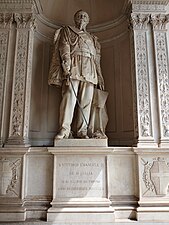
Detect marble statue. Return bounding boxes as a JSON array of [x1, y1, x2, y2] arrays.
[[48, 10, 108, 139]]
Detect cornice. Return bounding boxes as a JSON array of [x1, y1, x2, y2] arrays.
[[0, 0, 42, 14], [131, 0, 169, 13], [131, 0, 169, 5]]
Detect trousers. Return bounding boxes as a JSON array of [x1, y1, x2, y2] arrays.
[[59, 79, 94, 136]]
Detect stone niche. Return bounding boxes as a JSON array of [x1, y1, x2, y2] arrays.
[[1, 0, 169, 224], [29, 0, 135, 147]]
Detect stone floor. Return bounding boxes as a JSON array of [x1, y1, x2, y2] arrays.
[[0, 220, 169, 225]]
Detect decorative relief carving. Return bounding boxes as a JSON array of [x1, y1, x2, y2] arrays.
[[132, 4, 166, 13], [0, 13, 13, 29], [9, 12, 35, 139], [141, 157, 169, 196], [23, 32, 34, 138], [0, 31, 8, 134], [150, 14, 169, 30], [135, 32, 152, 137], [130, 13, 150, 30], [154, 32, 169, 137], [150, 13, 169, 139], [0, 157, 21, 197], [14, 13, 36, 30], [10, 30, 28, 137]]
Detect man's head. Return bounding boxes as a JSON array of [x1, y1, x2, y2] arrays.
[[74, 10, 90, 31]]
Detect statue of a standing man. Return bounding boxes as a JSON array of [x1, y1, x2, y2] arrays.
[[49, 10, 108, 139]]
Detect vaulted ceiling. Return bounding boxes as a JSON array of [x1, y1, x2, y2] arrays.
[[38, 0, 129, 27]]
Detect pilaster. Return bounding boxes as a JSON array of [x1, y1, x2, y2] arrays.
[[130, 13, 157, 147], [150, 14, 169, 147], [0, 13, 13, 146], [6, 13, 36, 147]]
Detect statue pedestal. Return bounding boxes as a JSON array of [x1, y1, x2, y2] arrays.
[[47, 146, 114, 223], [54, 138, 108, 147]]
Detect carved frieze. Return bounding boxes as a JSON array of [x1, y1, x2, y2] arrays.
[[0, 157, 21, 197], [141, 157, 169, 196]]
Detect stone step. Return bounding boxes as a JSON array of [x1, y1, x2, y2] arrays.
[[0, 220, 169, 225]]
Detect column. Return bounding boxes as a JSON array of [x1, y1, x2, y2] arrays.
[[7, 13, 35, 147], [150, 14, 169, 146], [130, 13, 157, 147], [0, 13, 13, 146]]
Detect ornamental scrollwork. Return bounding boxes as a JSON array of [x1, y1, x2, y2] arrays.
[[130, 13, 150, 30], [11, 31, 28, 137], [14, 13, 36, 30], [0, 32, 8, 134], [155, 32, 169, 137], [136, 32, 152, 137], [141, 157, 169, 196], [150, 14, 169, 30], [0, 13, 13, 29]]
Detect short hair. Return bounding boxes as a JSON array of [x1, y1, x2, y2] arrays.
[[74, 10, 90, 23]]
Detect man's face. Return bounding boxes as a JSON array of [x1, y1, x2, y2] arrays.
[[74, 11, 89, 28]]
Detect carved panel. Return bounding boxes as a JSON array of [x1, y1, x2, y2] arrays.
[[9, 13, 35, 140], [10, 30, 28, 137], [150, 14, 169, 138], [0, 157, 21, 197], [0, 31, 8, 135], [155, 32, 169, 137], [141, 157, 169, 197], [135, 32, 152, 137]]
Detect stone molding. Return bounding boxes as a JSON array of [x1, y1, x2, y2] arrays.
[[131, 0, 169, 13]]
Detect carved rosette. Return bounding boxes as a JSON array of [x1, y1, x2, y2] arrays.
[[130, 14, 153, 139], [150, 14, 169, 139], [9, 13, 35, 144]]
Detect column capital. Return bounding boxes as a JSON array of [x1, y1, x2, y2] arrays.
[[130, 13, 150, 30], [14, 13, 36, 30], [150, 14, 169, 30], [0, 13, 13, 29]]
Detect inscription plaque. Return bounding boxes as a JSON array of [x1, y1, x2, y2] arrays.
[[55, 156, 106, 198]]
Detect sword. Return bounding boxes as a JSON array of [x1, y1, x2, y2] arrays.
[[67, 76, 88, 127]]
